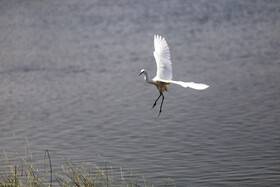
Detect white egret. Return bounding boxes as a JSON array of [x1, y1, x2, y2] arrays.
[[139, 35, 209, 116]]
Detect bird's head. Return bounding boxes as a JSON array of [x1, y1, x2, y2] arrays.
[[139, 69, 146, 76]]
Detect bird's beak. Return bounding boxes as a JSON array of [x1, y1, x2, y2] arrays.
[[139, 72, 143, 76]]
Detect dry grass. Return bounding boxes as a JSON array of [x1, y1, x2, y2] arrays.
[[0, 146, 175, 187]]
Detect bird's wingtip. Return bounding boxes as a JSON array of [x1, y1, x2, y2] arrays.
[[198, 84, 210, 90], [154, 34, 165, 41]]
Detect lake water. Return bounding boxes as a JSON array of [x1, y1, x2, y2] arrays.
[[0, 0, 279, 186]]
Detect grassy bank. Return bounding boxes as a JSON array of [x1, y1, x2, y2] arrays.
[[0, 148, 175, 187]]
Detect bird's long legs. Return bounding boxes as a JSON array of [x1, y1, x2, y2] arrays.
[[158, 94, 164, 117], [152, 94, 162, 108], [152, 93, 165, 117]]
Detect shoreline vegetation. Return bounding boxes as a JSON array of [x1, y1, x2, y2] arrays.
[[0, 145, 175, 187]]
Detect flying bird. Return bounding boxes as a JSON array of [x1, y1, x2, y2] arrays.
[[139, 35, 209, 116]]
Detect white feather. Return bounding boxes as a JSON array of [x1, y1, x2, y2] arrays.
[[152, 35, 209, 90], [153, 35, 172, 81], [168, 80, 209, 90]]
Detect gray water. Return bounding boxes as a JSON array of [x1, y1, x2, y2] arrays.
[[0, 0, 280, 186]]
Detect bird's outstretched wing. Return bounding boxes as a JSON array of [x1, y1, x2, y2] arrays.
[[168, 80, 209, 90], [153, 35, 172, 81]]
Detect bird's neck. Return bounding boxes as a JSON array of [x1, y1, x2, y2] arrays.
[[143, 71, 153, 83]]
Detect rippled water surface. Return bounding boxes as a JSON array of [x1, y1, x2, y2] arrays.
[[0, 0, 280, 186]]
